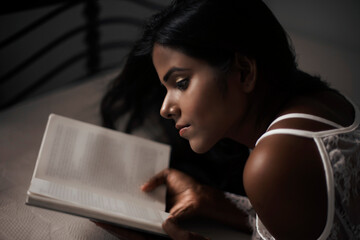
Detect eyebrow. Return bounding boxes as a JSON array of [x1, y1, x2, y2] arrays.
[[163, 67, 190, 82]]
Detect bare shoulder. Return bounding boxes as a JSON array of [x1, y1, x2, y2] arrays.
[[242, 90, 353, 238], [280, 90, 355, 127], [243, 133, 327, 239]]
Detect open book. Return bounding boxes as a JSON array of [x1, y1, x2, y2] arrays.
[[26, 114, 251, 240]]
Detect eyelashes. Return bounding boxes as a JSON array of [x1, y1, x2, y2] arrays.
[[160, 76, 190, 91], [176, 78, 190, 90]]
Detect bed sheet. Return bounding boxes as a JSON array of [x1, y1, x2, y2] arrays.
[[0, 69, 123, 240]]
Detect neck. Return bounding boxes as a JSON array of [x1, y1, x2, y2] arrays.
[[227, 85, 289, 149]]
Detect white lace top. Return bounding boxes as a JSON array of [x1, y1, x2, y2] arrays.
[[226, 100, 360, 239]]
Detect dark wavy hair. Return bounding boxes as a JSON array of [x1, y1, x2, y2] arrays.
[[100, 0, 331, 194]]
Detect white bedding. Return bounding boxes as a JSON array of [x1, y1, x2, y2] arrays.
[[0, 69, 122, 239]]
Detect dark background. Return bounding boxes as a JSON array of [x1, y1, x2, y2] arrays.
[[0, 0, 359, 110]]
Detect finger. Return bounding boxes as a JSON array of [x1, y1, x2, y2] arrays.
[[141, 168, 170, 192], [169, 204, 195, 221]]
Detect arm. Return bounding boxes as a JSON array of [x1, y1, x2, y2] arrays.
[[243, 134, 327, 239], [142, 169, 252, 238]]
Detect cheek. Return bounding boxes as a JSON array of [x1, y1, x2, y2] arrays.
[[182, 81, 230, 153], [184, 93, 229, 146], [184, 80, 224, 121], [182, 96, 209, 127]]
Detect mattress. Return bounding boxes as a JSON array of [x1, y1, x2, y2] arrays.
[[0, 69, 122, 240]]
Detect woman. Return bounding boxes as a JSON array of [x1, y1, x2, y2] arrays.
[[99, 0, 360, 239]]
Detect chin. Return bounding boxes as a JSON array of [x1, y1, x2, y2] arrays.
[[189, 140, 213, 154]]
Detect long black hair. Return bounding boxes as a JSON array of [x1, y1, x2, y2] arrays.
[[100, 0, 330, 194], [101, 0, 330, 130]]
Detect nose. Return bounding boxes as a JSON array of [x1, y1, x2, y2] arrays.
[[160, 93, 180, 120]]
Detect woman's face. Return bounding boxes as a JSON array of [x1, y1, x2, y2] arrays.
[[152, 44, 247, 153]]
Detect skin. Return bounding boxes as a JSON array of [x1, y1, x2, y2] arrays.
[[97, 45, 355, 239], [154, 44, 252, 154]]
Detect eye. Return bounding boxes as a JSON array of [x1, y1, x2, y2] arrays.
[[176, 78, 189, 90]]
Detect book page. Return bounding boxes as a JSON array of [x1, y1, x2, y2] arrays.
[[29, 178, 169, 224], [32, 114, 170, 211]]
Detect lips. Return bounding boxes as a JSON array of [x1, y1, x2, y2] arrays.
[[176, 124, 190, 137]]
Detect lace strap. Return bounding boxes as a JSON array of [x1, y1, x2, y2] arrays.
[[256, 113, 345, 146], [257, 100, 360, 146], [255, 128, 316, 146], [267, 113, 344, 131]]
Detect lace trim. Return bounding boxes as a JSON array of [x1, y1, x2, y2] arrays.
[[325, 133, 360, 206], [256, 217, 275, 240], [224, 192, 258, 239], [327, 222, 341, 240], [224, 192, 253, 216], [225, 193, 274, 240]]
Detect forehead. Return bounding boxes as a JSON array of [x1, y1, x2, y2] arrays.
[[152, 45, 188, 68], [152, 44, 210, 79]]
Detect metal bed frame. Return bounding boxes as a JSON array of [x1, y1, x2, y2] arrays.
[[0, 0, 164, 110]]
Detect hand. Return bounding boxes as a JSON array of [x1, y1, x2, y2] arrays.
[[141, 168, 213, 240], [141, 168, 210, 221]]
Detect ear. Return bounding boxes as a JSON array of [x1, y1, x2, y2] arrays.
[[234, 53, 257, 93]]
